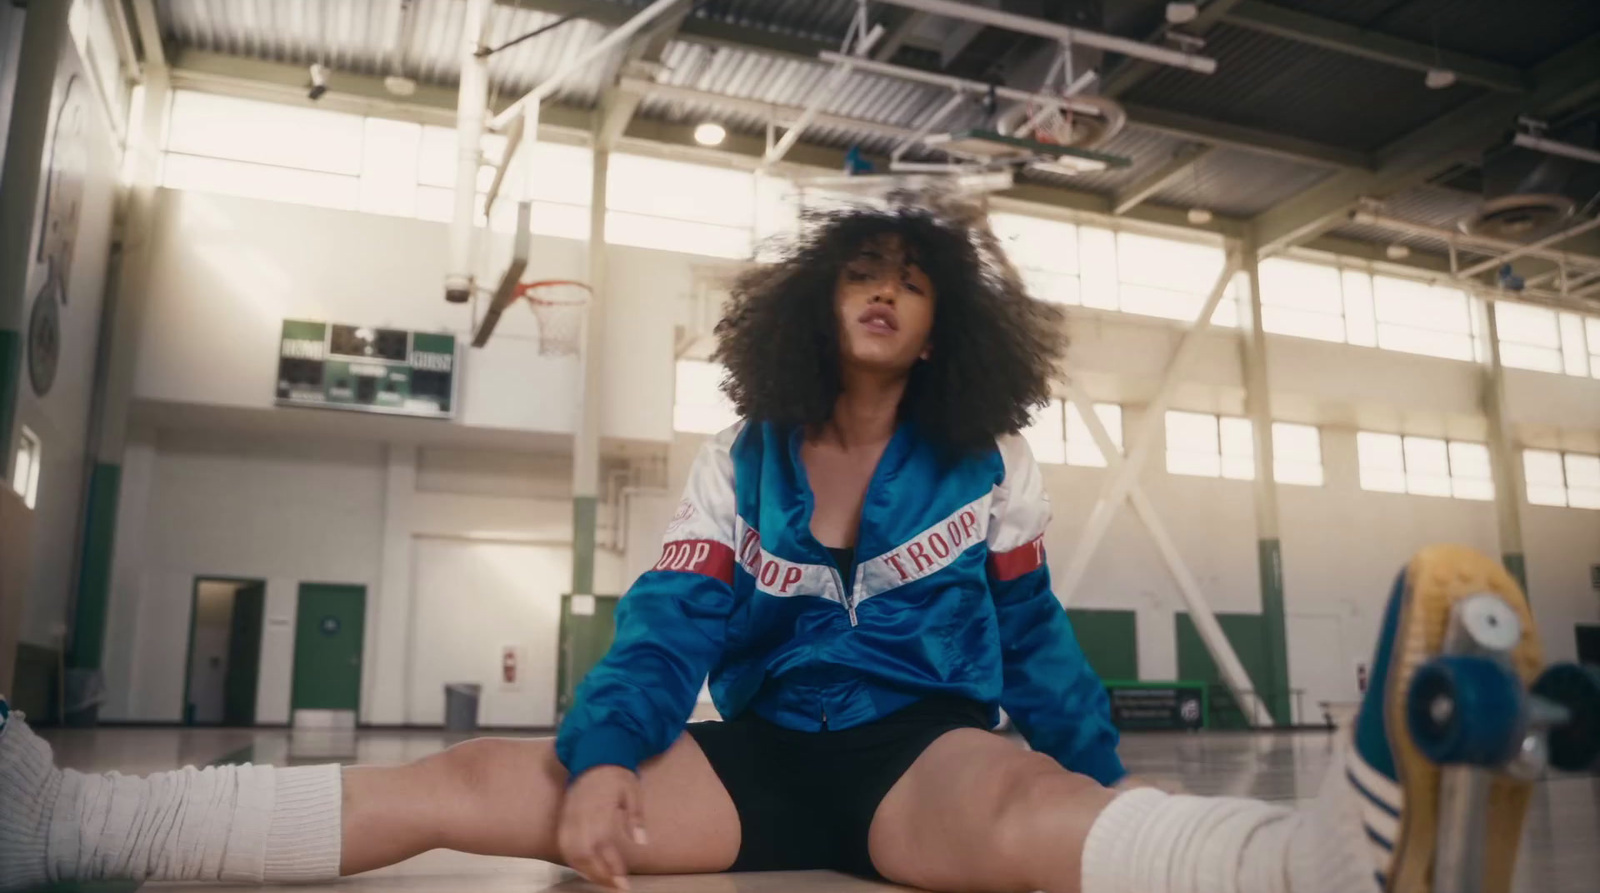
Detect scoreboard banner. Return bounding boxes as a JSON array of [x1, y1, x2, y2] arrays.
[[1103, 681, 1208, 731], [277, 320, 457, 418]]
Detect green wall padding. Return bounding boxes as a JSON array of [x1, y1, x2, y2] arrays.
[[1175, 612, 1274, 730], [1065, 608, 1139, 681], [68, 463, 120, 669]]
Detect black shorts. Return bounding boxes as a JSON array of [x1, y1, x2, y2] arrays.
[[685, 697, 992, 878]]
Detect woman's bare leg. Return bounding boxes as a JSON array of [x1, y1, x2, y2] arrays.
[[867, 729, 1114, 893], [339, 733, 739, 876]]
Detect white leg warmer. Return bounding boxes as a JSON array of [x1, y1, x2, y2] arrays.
[[1081, 766, 1378, 893], [1, 710, 342, 889]]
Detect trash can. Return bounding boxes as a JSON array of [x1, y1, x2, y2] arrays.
[[63, 668, 106, 728], [444, 683, 481, 732]]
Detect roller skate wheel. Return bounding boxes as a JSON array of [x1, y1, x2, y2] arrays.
[[1407, 656, 1526, 767], [1532, 663, 1600, 773], [1452, 593, 1522, 653]]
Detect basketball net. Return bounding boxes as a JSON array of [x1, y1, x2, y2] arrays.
[[513, 279, 591, 356]]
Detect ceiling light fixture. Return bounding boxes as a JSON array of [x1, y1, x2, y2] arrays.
[[1165, 2, 1199, 24], [694, 122, 727, 146], [1386, 243, 1411, 260], [1187, 207, 1213, 225], [1424, 68, 1456, 89]]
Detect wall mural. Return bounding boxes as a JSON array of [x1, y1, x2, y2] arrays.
[[28, 71, 88, 397]]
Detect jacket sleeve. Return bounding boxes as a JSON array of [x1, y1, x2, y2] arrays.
[[555, 425, 742, 778], [987, 434, 1126, 787]]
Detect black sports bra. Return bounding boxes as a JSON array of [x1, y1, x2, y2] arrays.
[[827, 546, 856, 583]]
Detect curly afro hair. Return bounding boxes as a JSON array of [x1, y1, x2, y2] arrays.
[[713, 201, 1067, 453]]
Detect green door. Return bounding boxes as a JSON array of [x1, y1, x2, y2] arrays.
[[1065, 609, 1139, 682], [1175, 612, 1272, 730], [291, 584, 366, 713], [223, 582, 265, 725]]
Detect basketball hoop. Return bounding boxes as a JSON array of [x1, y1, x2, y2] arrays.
[[514, 279, 591, 356]]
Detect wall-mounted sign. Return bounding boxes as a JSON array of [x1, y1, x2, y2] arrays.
[[276, 320, 456, 418], [1104, 682, 1207, 731]]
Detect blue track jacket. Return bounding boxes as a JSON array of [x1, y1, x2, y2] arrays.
[[556, 420, 1125, 786]]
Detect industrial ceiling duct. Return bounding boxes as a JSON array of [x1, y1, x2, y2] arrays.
[[1461, 119, 1599, 240]]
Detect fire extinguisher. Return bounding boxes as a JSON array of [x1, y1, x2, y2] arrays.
[[502, 648, 517, 685]]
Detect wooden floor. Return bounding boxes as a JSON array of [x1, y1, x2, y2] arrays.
[[34, 725, 1599, 893]]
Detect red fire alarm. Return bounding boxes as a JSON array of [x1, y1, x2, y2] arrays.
[[502, 647, 517, 685]]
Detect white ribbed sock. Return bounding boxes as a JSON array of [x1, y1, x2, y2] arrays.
[[46, 762, 344, 883], [1080, 772, 1380, 893], [0, 710, 62, 892], [0, 706, 343, 888]]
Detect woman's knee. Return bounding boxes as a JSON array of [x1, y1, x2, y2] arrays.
[[988, 757, 1106, 866], [423, 737, 567, 852]]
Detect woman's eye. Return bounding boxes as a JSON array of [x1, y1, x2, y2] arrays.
[[846, 268, 872, 282], [902, 280, 925, 295]]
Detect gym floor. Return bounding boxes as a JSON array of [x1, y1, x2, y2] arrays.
[[37, 726, 1598, 893]]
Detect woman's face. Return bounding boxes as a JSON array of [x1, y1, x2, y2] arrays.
[[834, 234, 936, 376]]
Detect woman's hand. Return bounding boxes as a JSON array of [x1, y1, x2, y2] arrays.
[[558, 766, 648, 889]]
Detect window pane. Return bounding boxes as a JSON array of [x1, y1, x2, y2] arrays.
[[1275, 460, 1325, 487], [1587, 317, 1600, 378], [1221, 455, 1256, 480], [1166, 411, 1219, 452], [1569, 486, 1600, 510], [1559, 313, 1589, 377], [1262, 305, 1347, 342], [1495, 302, 1559, 347], [1065, 403, 1122, 467], [1358, 432, 1405, 469], [1272, 423, 1320, 462], [1260, 258, 1342, 313], [162, 154, 360, 210], [1167, 411, 1220, 478], [1373, 277, 1471, 333], [1451, 478, 1494, 501], [605, 212, 751, 259], [359, 117, 421, 217], [1526, 483, 1569, 506], [1020, 268, 1081, 305], [1022, 400, 1066, 465], [1565, 453, 1600, 486], [1523, 450, 1565, 485], [1448, 441, 1492, 481], [673, 360, 739, 434], [1403, 436, 1451, 497], [1376, 324, 1475, 361], [1362, 468, 1408, 493], [1342, 270, 1377, 347], [1525, 449, 1568, 506], [989, 212, 1078, 274], [1219, 417, 1254, 460], [1078, 226, 1119, 310], [1118, 233, 1225, 293], [167, 91, 364, 174], [1169, 451, 1222, 478], [608, 154, 754, 228], [1498, 342, 1564, 373]]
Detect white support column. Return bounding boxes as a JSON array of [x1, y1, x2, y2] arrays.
[[1239, 235, 1291, 725], [1064, 384, 1273, 729], [1481, 300, 1528, 593], [1057, 249, 1242, 605], [445, 0, 492, 304], [572, 147, 609, 596]]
